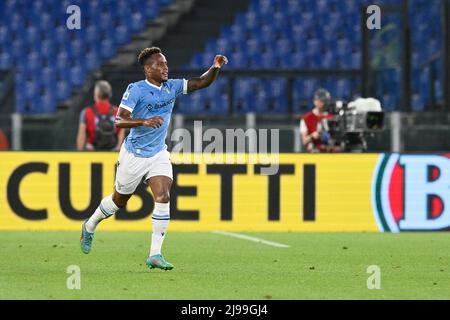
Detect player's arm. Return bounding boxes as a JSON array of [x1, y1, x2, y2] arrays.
[[76, 109, 87, 150], [115, 108, 163, 129], [302, 131, 320, 146], [300, 119, 319, 146], [187, 55, 228, 93], [76, 122, 86, 151]]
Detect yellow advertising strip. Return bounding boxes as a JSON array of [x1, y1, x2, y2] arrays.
[[0, 152, 380, 231]]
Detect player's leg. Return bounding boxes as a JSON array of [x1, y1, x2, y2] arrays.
[[143, 149, 174, 269], [80, 144, 143, 254], [84, 190, 131, 233], [80, 190, 132, 254], [146, 175, 173, 270]]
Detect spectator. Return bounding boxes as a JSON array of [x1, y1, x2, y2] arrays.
[[76, 81, 125, 151], [0, 128, 9, 150], [300, 88, 336, 153]]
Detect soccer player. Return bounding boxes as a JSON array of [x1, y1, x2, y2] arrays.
[[80, 47, 228, 270]]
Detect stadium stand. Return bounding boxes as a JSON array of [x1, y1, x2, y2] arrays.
[[0, 0, 175, 114], [179, 0, 444, 113], [0, 0, 445, 115]]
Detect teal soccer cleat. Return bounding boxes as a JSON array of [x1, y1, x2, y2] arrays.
[[80, 220, 94, 254], [146, 254, 174, 271]]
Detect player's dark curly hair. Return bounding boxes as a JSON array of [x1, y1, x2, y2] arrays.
[[138, 47, 162, 66]]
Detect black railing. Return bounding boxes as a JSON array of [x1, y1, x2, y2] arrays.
[[0, 69, 15, 113], [0, 70, 15, 145], [421, 52, 444, 110]]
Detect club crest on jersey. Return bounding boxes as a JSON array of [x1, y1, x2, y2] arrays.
[[372, 154, 450, 232]]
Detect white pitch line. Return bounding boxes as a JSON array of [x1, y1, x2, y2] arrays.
[[212, 231, 290, 248]]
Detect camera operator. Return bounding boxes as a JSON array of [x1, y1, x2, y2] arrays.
[[300, 88, 339, 153]]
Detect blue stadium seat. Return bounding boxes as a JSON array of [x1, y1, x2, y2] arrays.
[[291, 51, 308, 68], [56, 51, 70, 71], [177, 93, 205, 114], [216, 37, 231, 55], [351, 51, 361, 68], [99, 39, 116, 60], [3, 0, 439, 113], [306, 39, 321, 58], [24, 80, 39, 100], [292, 78, 317, 113], [411, 94, 425, 112], [53, 26, 68, 44], [70, 65, 86, 87], [381, 94, 397, 112], [40, 90, 58, 113], [85, 25, 100, 44], [276, 38, 292, 57], [229, 25, 246, 44], [69, 39, 84, 58], [115, 25, 131, 45], [265, 79, 288, 113], [40, 38, 56, 59], [261, 52, 277, 68], [227, 0, 435, 111], [15, 92, 27, 113], [130, 12, 146, 32], [230, 52, 248, 69], [259, 25, 277, 45], [0, 26, 11, 44], [11, 37, 25, 58], [209, 94, 229, 114], [335, 79, 353, 99], [56, 80, 72, 101], [38, 12, 54, 30], [41, 67, 56, 88], [321, 51, 337, 69], [0, 52, 12, 69], [246, 38, 261, 56], [85, 51, 100, 71]]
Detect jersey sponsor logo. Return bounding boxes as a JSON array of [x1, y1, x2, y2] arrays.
[[146, 98, 175, 111], [372, 154, 450, 232]]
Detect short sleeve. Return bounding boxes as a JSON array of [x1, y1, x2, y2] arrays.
[[119, 83, 141, 112], [300, 119, 308, 135], [170, 79, 188, 97], [79, 109, 86, 125]]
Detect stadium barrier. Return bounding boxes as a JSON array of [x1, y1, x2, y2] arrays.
[[0, 152, 449, 232]]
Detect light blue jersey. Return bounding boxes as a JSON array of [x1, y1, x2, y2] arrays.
[[119, 78, 187, 157]]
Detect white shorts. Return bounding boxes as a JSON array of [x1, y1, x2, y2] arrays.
[[114, 144, 173, 195]]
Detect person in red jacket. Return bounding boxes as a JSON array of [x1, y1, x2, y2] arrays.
[[76, 81, 125, 151], [300, 88, 336, 153], [0, 128, 9, 150]]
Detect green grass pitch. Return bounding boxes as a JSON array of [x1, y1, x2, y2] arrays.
[[0, 231, 449, 299]]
